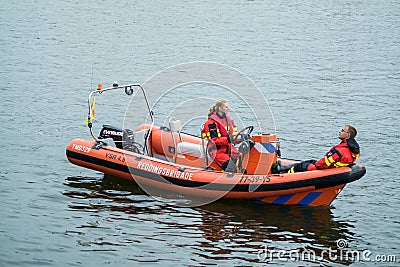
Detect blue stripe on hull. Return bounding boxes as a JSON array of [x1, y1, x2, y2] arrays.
[[272, 194, 294, 204], [297, 192, 323, 205]]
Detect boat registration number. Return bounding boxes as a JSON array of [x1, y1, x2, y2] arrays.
[[239, 175, 270, 183], [72, 144, 91, 153]]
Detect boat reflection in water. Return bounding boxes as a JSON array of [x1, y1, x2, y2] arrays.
[[64, 175, 356, 265]]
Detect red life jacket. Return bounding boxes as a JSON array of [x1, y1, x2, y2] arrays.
[[201, 112, 239, 158], [202, 112, 237, 140], [315, 139, 360, 169], [209, 112, 236, 136]]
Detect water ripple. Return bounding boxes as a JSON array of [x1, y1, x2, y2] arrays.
[[60, 175, 358, 265]]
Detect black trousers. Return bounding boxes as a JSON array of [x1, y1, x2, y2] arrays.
[[222, 158, 239, 172], [292, 159, 317, 172]]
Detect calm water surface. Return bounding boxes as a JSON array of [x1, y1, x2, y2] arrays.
[[1, 0, 399, 266]]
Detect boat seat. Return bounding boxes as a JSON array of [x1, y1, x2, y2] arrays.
[[169, 118, 182, 150], [176, 142, 207, 160], [175, 141, 220, 170]]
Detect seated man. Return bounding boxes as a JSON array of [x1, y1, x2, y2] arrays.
[[272, 125, 360, 174]]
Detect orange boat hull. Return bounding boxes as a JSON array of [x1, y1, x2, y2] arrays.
[[66, 138, 366, 206]]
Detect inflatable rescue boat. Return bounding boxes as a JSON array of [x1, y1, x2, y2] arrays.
[[66, 83, 366, 206]]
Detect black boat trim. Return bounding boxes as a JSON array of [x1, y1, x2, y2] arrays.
[[66, 150, 366, 193]]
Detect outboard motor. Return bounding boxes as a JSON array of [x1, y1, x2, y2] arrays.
[[99, 125, 124, 148], [99, 125, 140, 153], [98, 125, 131, 149]]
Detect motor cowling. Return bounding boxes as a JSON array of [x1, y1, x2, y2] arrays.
[[99, 125, 132, 149]]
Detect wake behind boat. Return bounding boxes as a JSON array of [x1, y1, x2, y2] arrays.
[[66, 83, 366, 206]]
